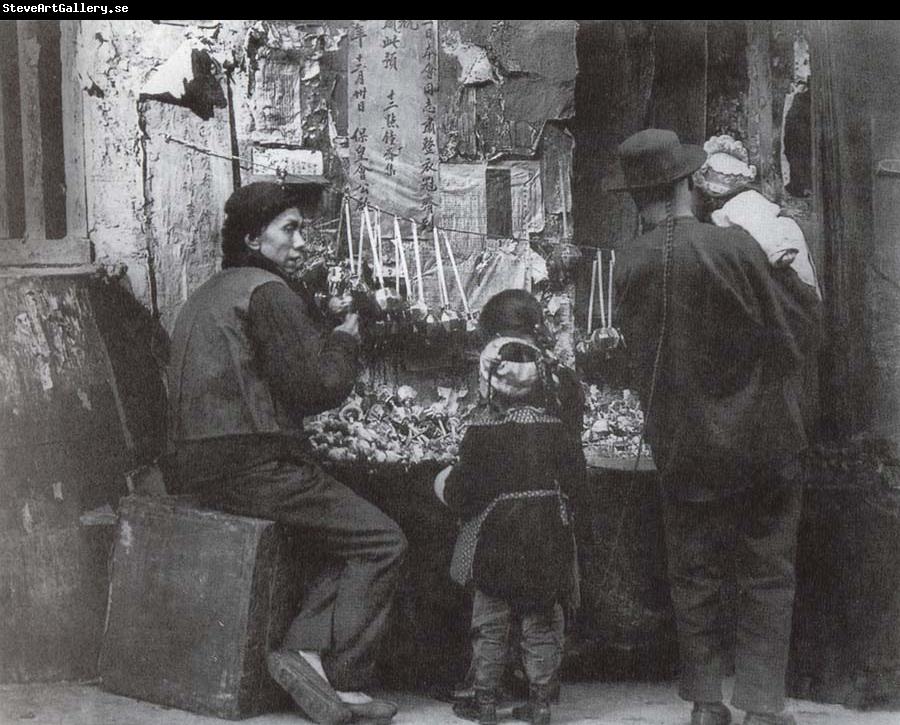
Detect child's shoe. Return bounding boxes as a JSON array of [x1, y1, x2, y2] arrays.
[[511, 683, 553, 725]]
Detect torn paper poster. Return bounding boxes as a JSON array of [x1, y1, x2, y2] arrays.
[[438, 161, 542, 242], [438, 163, 487, 246], [491, 160, 544, 236], [539, 124, 574, 220], [254, 56, 304, 143], [248, 147, 324, 178]]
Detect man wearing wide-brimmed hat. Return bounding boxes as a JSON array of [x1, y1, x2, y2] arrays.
[[599, 130, 823, 725]]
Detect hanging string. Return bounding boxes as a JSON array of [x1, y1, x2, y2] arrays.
[[163, 133, 630, 258], [598, 201, 673, 595], [587, 254, 597, 335]]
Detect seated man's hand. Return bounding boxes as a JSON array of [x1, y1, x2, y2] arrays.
[[335, 312, 360, 340], [327, 293, 354, 317]]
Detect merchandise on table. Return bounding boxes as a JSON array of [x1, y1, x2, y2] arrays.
[[580, 384, 645, 458], [307, 383, 472, 466], [307, 382, 644, 467]]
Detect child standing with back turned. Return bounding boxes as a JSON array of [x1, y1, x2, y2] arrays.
[[434, 289, 588, 725]]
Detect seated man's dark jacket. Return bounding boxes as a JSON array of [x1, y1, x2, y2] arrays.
[[601, 217, 823, 500], [167, 252, 359, 487]]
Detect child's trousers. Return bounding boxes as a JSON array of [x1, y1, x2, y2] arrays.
[[471, 588, 564, 691]]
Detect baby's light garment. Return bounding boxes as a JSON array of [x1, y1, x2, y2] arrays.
[[711, 190, 821, 298]]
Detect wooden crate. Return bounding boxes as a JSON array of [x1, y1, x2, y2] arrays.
[[99, 495, 307, 719]]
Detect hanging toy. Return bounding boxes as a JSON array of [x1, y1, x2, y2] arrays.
[[440, 230, 476, 332], [433, 227, 459, 333], [364, 206, 402, 313], [408, 221, 429, 322], [584, 249, 622, 353]]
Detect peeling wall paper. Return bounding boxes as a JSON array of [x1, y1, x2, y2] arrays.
[[2, 285, 94, 404], [70, 20, 577, 316], [247, 21, 343, 148], [249, 147, 324, 177], [441, 28, 496, 85], [438, 20, 577, 158], [21, 503, 35, 535], [140, 99, 232, 331], [76, 20, 249, 308], [140, 41, 196, 99], [437, 161, 543, 242]]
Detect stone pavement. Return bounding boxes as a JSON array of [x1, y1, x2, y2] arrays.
[[1, 680, 897, 725]]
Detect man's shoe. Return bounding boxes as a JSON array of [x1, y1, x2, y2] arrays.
[[266, 650, 353, 725], [692, 702, 732, 725], [744, 711, 796, 725], [345, 698, 398, 723]]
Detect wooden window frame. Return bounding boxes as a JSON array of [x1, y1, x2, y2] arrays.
[[0, 20, 90, 267]]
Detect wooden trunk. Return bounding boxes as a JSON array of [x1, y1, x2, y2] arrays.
[[99, 495, 307, 720]]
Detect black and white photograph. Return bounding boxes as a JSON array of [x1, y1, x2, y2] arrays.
[[0, 17, 898, 725]]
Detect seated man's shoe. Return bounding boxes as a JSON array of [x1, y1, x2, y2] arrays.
[[267, 650, 353, 725], [744, 712, 796, 725], [692, 701, 732, 725], [451, 683, 475, 702], [451, 697, 479, 722], [452, 689, 497, 725], [345, 698, 398, 723]]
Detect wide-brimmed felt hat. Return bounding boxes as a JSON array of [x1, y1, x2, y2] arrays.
[[603, 129, 707, 192]]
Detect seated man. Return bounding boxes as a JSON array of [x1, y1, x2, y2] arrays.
[[167, 181, 406, 725]]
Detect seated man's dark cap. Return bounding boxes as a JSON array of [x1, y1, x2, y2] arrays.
[[603, 129, 707, 192]]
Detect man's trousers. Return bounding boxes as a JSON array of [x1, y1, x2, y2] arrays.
[[662, 471, 803, 714], [200, 456, 408, 691]]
